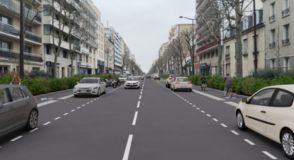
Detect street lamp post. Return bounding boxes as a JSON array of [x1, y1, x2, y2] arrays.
[[253, 0, 258, 74], [179, 16, 196, 75], [20, 0, 25, 79]]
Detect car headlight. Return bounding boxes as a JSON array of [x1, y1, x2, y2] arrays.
[[93, 87, 98, 90]]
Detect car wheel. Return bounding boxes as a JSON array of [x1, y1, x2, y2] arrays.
[[26, 109, 38, 130], [74, 94, 78, 98], [281, 130, 294, 159], [97, 89, 100, 97], [236, 111, 246, 130]]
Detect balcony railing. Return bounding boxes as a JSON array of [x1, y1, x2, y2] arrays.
[[282, 8, 290, 17], [0, 21, 19, 36], [269, 42, 276, 49], [0, 48, 42, 62], [269, 15, 276, 23], [282, 39, 290, 46], [25, 31, 42, 43]]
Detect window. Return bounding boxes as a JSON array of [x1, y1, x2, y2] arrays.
[[86, 55, 89, 63], [25, 25, 32, 32], [0, 88, 10, 104], [25, 46, 32, 53], [270, 29, 276, 43], [272, 90, 294, 107], [0, 40, 10, 51], [283, 57, 289, 71], [270, 2, 276, 16], [0, 15, 11, 25], [44, 25, 51, 35], [271, 59, 275, 69], [63, 51, 68, 59], [283, 0, 289, 10], [242, 39, 248, 54], [250, 89, 275, 106], [283, 24, 290, 40], [46, 45, 51, 55], [10, 87, 24, 101]]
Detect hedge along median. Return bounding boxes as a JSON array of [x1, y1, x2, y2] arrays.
[[189, 75, 294, 96], [0, 74, 118, 95]]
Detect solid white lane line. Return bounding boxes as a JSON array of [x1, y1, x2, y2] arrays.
[[59, 95, 73, 100], [230, 130, 239, 135], [63, 113, 69, 116], [43, 121, 51, 126], [136, 101, 141, 108], [206, 114, 211, 117], [55, 117, 61, 120], [192, 89, 224, 101], [224, 101, 238, 108], [37, 100, 58, 108], [71, 109, 75, 112], [30, 128, 39, 133], [220, 123, 228, 128], [132, 111, 138, 126], [262, 151, 277, 160], [10, 136, 23, 142], [122, 134, 133, 160], [244, 139, 255, 146], [213, 118, 219, 122]]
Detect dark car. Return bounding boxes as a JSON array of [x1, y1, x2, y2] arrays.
[[0, 85, 38, 137]]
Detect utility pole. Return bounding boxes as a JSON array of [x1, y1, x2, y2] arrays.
[[19, 0, 25, 79], [253, 0, 258, 74]]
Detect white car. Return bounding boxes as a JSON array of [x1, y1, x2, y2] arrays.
[[73, 77, 106, 97], [170, 77, 192, 92], [124, 77, 140, 89], [236, 85, 294, 158]]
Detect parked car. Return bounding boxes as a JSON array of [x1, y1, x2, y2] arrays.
[[235, 85, 294, 158], [0, 85, 38, 137], [73, 77, 106, 97], [170, 77, 192, 92], [124, 76, 141, 89]]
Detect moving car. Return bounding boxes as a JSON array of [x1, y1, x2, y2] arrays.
[[170, 77, 192, 92], [235, 85, 294, 158], [124, 76, 141, 89], [73, 77, 106, 97], [0, 85, 38, 137]]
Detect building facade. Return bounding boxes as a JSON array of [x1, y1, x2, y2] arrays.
[[263, 0, 294, 71], [94, 6, 105, 74], [0, 0, 43, 74], [104, 29, 114, 73]]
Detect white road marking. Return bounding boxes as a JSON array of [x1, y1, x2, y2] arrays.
[[213, 118, 219, 122], [192, 105, 196, 108], [244, 139, 255, 146], [122, 134, 133, 160], [206, 114, 211, 117], [37, 100, 58, 108], [221, 123, 228, 128], [197, 108, 200, 110], [59, 95, 73, 100], [10, 136, 23, 142], [230, 130, 239, 135], [262, 151, 277, 159], [71, 109, 76, 112], [192, 89, 224, 101], [137, 101, 141, 108], [224, 101, 238, 108], [82, 104, 86, 107], [132, 111, 138, 126], [77, 107, 81, 109], [30, 128, 39, 133], [55, 117, 61, 120], [201, 110, 205, 113], [86, 102, 90, 105], [189, 103, 193, 105], [43, 121, 51, 126], [63, 113, 69, 116]]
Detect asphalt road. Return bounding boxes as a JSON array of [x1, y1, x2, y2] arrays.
[[0, 80, 290, 160]]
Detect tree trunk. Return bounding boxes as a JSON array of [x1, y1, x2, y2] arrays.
[[235, 0, 243, 77], [217, 40, 222, 75], [190, 47, 195, 75]]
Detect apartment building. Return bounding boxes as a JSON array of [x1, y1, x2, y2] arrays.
[[263, 0, 294, 71], [0, 0, 43, 74], [195, 0, 220, 76], [104, 30, 114, 73], [223, 10, 265, 77], [94, 6, 105, 74]]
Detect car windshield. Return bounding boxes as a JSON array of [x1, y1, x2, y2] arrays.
[[79, 79, 99, 83], [127, 77, 139, 81], [177, 78, 189, 82]]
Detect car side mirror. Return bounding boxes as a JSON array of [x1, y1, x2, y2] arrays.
[[241, 98, 248, 104]]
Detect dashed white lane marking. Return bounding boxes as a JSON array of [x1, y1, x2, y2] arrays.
[[221, 123, 228, 128], [132, 111, 138, 126], [71, 109, 76, 112], [10, 136, 23, 142], [213, 118, 219, 122], [59, 95, 73, 100], [77, 107, 81, 109], [63, 113, 69, 116], [30, 128, 39, 133], [224, 101, 238, 108], [192, 89, 224, 101], [82, 104, 86, 107], [37, 100, 58, 108], [86, 102, 90, 105], [43, 121, 51, 126], [197, 107, 200, 110], [136, 101, 141, 108], [262, 151, 277, 159], [122, 134, 133, 160], [206, 114, 211, 117], [201, 110, 205, 113], [244, 139, 255, 146], [192, 105, 196, 108], [55, 117, 61, 120], [139, 95, 142, 100], [230, 130, 239, 135]]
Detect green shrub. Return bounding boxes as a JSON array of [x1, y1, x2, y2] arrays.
[[0, 75, 12, 84], [22, 78, 51, 95]]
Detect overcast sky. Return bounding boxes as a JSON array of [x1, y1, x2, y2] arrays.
[[94, 0, 195, 73]]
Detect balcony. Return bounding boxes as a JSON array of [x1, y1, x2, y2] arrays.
[[0, 22, 19, 37], [225, 54, 230, 61], [282, 39, 290, 46], [25, 31, 42, 43], [0, 48, 42, 62], [282, 8, 290, 18], [269, 15, 275, 23], [242, 51, 248, 57], [269, 42, 276, 49]]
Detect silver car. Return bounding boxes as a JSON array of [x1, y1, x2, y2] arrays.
[[0, 85, 38, 136]]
